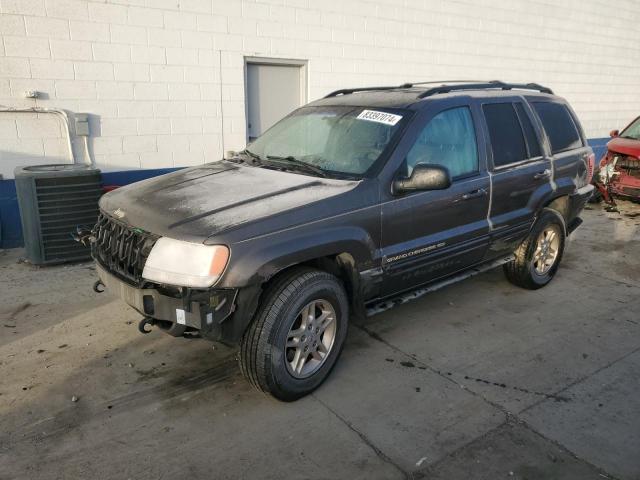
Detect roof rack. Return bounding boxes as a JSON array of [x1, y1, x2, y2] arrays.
[[324, 80, 484, 98], [398, 79, 487, 88], [323, 80, 553, 99], [416, 81, 553, 98], [324, 85, 406, 98]]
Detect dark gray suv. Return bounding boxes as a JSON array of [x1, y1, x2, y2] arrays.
[[93, 80, 595, 400]]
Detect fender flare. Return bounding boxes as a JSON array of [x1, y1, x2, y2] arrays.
[[541, 206, 567, 234], [218, 225, 377, 288], [217, 226, 376, 343]]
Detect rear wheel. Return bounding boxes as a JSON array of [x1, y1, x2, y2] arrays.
[[503, 209, 566, 290], [239, 268, 348, 401]]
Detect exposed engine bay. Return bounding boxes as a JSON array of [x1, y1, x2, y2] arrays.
[[595, 151, 640, 205]]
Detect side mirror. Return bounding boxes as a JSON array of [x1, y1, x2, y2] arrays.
[[392, 163, 451, 195], [610, 129, 619, 138]]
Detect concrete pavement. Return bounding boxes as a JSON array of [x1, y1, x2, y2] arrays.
[[1, 201, 638, 479]]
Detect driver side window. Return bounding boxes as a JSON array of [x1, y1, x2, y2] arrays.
[[406, 106, 478, 178]]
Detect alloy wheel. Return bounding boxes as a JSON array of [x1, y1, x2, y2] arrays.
[[532, 225, 561, 275], [285, 299, 337, 379]]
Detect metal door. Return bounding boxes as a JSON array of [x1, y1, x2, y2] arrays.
[[246, 63, 303, 141]]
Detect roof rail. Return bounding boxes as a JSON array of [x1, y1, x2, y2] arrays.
[[417, 81, 553, 98], [323, 80, 553, 99], [324, 85, 407, 98], [324, 80, 487, 98], [398, 79, 487, 88]]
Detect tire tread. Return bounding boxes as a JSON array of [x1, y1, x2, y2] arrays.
[[239, 267, 345, 399], [503, 208, 565, 290]]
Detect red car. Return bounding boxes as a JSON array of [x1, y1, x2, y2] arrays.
[[596, 116, 640, 202]]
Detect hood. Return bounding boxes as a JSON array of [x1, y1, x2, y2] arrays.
[[607, 137, 640, 158], [99, 161, 359, 242]]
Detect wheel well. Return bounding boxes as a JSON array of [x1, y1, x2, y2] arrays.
[[543, 195, 570, 226], [263, 253, 364, 320], [230, 254, 364, 345]]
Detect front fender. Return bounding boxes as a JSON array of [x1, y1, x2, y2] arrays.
[[217, 225, 378, 288]]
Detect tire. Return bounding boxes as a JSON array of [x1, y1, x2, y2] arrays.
[[239, 267, 349, 401], [503, 208, 566, 290]]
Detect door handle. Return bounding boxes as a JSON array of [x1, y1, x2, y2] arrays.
[[461, 188, 488, 201], [534, 169, 551, 180]]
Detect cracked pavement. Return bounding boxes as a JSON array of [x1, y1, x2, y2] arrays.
[[1, 201, 639, 479]]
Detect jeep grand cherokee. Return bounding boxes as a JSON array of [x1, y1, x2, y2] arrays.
[[92, 80, 595, 401]]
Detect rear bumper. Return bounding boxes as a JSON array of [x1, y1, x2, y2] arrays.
[[96, 263, 237, 337], [566, 183, 594, 235], [568, 184, 594, 217]]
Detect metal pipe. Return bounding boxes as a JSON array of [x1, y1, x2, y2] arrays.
[[0, 106, 75, 164], [82, 135, 94, 166]]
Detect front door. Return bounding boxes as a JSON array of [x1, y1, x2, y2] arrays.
[[380, 104, 491, 296]]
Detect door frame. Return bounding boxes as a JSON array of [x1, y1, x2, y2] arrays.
[[243, 56, 308, 142]]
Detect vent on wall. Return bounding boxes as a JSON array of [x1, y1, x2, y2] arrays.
[[14, 164, 102, 264]]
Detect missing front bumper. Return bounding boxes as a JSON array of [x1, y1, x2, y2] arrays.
[[95, 263, 237, 337]]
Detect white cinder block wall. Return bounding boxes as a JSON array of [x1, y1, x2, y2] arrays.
[[1, 0, 639, 178]]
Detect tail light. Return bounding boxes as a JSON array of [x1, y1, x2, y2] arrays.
[[586, 152, 595, 181]]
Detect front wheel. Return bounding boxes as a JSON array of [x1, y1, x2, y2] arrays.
[[503, 209, 566, 290], [239, 268, 348, 401]]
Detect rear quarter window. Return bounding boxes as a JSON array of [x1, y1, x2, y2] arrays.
[[514, 103, 542, 158], [532, 102, 583, 154]]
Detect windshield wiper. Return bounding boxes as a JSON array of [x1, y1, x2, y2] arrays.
[[264, 155, 327, 178], [227, 149, 262, 165], [238, 149, 263, 164]]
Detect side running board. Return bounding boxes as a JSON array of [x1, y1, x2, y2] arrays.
[[365, 255, 515, 317]]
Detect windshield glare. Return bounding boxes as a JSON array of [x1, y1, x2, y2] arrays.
[[246, 106, 407, 176], [621, 117, 640, 140]]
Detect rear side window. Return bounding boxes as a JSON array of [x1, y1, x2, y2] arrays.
[[483, 103, 527, 167], [514, 103, 542, 158], [532, 102, 583, 153]]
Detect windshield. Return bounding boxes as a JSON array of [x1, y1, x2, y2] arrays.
[[245, 106, 408, 177], [621, 117, 640, 140]]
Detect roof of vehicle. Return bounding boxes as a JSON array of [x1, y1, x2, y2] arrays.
[[309, 81, 559, 110]]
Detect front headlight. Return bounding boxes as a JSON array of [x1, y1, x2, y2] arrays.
[[142, 238, 229, 288]]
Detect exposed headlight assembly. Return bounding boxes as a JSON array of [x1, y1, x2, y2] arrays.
[[142, 237, 229, 288]]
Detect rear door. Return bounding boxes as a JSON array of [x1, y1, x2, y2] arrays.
[[481, 99, 552, 256], [530, 100, 592, 191], [379, 102, 491, 295]]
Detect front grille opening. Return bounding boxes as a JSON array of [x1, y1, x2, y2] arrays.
[[92, 213, 157, 286]]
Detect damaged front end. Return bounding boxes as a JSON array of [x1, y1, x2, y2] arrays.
[[95, 262, 238, 339], [595, 151, 640, 204], [84, 213, 241, 341]]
